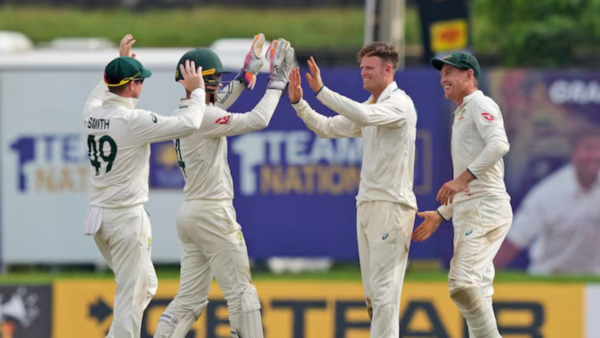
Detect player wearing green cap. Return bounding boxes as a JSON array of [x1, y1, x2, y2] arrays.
[[413, 52, 512, 338], [82, 34, 206, 338], [154, 34, 294, 338]]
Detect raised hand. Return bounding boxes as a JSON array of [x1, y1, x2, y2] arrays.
[[119, 34, 137, 58], [267, 38, 294, 96], [288, 67, 303, 103], [306, 56, 324, 93], [178, 60, 205, 93], [234, 33, 266, 90], [244, 33, 266, 74]]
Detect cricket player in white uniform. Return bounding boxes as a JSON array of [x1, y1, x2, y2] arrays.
[[153, 35, 295, 338], [288, 42, 418, 338], [83, 35, 206, 338], [495, 125, 600, 274], [412, 52, 512, 338]]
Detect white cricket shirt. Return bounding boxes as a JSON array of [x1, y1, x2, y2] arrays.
[[438, 90, 511, 220], [83, 81, 205, 208], [292, 81, 418, 211], [176, 83, 281, 201], [507, 164, 600, 275]]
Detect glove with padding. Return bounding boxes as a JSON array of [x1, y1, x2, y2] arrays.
[[233, 33, 266, 90], [266, 38, 295, 96]]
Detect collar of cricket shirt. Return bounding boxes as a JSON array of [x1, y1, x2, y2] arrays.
[[453, 90, 483, 115], [104, 91, 138, 109], [178, 98, 211, 109], [368, 81, 399, 104], [460, 90, 483, 107]]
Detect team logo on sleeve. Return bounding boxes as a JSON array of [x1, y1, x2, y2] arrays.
[[481, 112, 495, 123], [215, 115, 231, 125], [151, 114, 158, 123]]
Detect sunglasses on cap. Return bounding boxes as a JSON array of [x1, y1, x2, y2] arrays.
[[104, 71, 145, 87]]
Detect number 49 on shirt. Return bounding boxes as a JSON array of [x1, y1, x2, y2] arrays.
[[87, 134, 117, 176]]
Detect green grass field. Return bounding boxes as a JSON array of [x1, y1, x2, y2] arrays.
[[0, 6, 421, 50], [3, 263, 600, 284]]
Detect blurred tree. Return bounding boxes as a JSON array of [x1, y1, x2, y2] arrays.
[[472, 0, 600, 67], [120, 0, 140, 9]]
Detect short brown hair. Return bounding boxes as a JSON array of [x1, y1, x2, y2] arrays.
[[567, 122, 600, 149], [108, 84, 128, 95], [357, 42, 400, 70]]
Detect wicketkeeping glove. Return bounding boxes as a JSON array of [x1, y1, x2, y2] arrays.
[[233, 33, 266, 90], [266, 38, 295, 96]]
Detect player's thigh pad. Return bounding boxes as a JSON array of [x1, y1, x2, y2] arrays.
[[231, 285, 263, 338], [154, 300, 208, 338]]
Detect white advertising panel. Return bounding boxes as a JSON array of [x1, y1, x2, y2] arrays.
[[0, 68, 189, 264]]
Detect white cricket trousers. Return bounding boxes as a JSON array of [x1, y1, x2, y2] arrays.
[[357, 201, 415, 338], [449, 197, 513, 337], [162, 199, 256, 331], [93, 205, 158, 338]]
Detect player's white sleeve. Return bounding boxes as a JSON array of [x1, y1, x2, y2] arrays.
[[467, 101, 510, 178], [316, 86, 406, 127], [292, 99, 361, 139], [127, 88, 205, 144], [506, 191, 543, 249], [437, 204, 454, 221], [84, 81, 109, 112], [216, 81, 245, 110], [201, 89, 280, 137]]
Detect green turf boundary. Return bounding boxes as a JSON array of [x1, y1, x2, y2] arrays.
[[2, 270, 600, 284]]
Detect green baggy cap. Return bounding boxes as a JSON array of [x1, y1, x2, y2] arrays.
[[431, 52, 480, 79], [104, 56, 152, 87]]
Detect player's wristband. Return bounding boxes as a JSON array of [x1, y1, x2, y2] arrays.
[[466, 168, 478, 180], [234, 69, 257, 90], [315, 85, 325, 97], [437, 210, 447, 222]]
